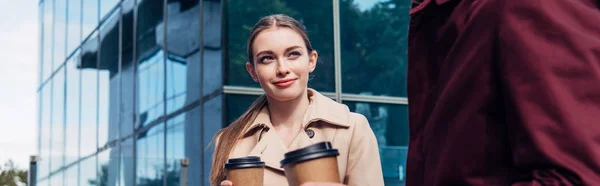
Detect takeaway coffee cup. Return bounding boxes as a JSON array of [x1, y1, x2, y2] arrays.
[[224, 156, 265, 186], [280, 142, 341, 186]]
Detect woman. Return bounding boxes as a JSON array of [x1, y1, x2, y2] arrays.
[[209, 14, 384, 186]]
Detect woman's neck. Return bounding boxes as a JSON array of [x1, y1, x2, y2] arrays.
[[266, 90, 310, 131]]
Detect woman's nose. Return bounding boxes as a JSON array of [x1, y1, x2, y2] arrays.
[[276, 62, 290, 76]]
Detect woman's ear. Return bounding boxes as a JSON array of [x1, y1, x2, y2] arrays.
[[246, 62, 258, 82], [309, 50, 318, 73]]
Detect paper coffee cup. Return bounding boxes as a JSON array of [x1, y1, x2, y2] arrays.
[[280, 142, 341, 186], [224, 156, 265, 186]]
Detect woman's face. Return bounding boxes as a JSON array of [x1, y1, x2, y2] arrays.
[[246, 27, 318, 102]]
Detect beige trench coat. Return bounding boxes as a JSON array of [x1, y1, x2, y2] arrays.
[[218, 88, 384, 186]]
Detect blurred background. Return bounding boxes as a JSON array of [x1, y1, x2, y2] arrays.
[[0, 0, 410, 185]]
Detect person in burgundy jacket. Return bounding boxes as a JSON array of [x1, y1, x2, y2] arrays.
[[406, 0, 600, 185]]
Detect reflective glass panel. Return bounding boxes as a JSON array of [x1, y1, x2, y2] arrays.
[[80, 31, 98, 157], [343, 101, 408, 185], [340, 0, 410, 97], [136, 123, 165, 186], [80, 155, 97, 186], [54, 0, 67, 69], [120, 0, 136, 136], [40, 84, 52, 178], [98, 8, 121, 147], [137, 0, 165, 127], [43, 0, 53, 81], [51, 67, 65, 172], [65, 51, 81, 164], [65, 163, 79, 186], [67, 0, 82, 55], [225, 0, 335, 92], [50, 172, 63, 186], [95, 148, 119, 186], [100, 0, 120, 21], [120, 138, 135, 186], [82, 0, 98, 40]]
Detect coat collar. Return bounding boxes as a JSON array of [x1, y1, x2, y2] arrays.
[[242, 88, 351, 136]]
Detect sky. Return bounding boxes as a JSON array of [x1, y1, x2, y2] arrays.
[[0, 0, 39, 169]]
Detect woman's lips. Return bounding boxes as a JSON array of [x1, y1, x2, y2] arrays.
[[274, 78, 296, 87]]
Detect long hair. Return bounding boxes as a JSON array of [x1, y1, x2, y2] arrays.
[[209, 14, 314, 184]]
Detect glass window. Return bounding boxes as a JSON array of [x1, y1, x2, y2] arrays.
[[82, 0, 98, 41], [67, 0, 82, 55], [137, 0, 165, 128], [225, 0, 335, 92], [340, 0, 410, 97], [65, 51, 81, 164], [136, 123, 165, 186], [95, 148, 119, 186], [225, 94, 259, 125], [54, 0, 67, 69], [40, 84, 52, 179], [39, 1, 44, 84], [50, 172, 63, 186], [81, 31, 99, 157], [98, 8, 121, 148], [165, 0, 202, 114], [343, 101, 408, 185], [43, 0, 53, 81], [100, 0, 119, 21], [65, 163, 79, 186], [166, 112, 186, 186], [80, 155, 97, 186], [202, 0, 223, 97], [121, 0, 136, 137], [120, 138, 135, 186], [202, 94, 223, 186], [51, 67, 65, 172]]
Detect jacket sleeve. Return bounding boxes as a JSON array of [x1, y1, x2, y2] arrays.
[[498, 0, 600, 185], [344, 113, 385, 186]]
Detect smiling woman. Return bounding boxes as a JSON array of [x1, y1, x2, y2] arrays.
[[211, 14, 384, 186]]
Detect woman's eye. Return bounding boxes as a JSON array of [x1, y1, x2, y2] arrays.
[[288, 51, 301, 58], [259, 56, 274, 63]]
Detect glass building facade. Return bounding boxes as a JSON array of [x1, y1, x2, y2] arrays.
[[36, 0, 410, 185]]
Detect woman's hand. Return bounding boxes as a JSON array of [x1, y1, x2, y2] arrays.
[[220, 180, 233, 186], [300, 182, 347, 186]]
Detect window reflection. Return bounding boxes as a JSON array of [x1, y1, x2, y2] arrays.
[[40, 84, 52, 178], [51, 67, 65, 172], [137, 50, 165, 127], [82, 0, 98, 40], [136, 123, 165, 186], [67, 0, 82, 55], [100, 0, 119, 21], [202, 0, 223, 98], [98, 8, 121, 148], [340, 0, 410, 97], [65, 164, 79, 186], [42, 0, 53, 81], [80, 31, 99, 157], [121, 0, 136, 136], [137, 0, 165, 127], [80, 156, 97, 186], [166, 113, 185, 185], [50, 172, 63, 186], [65, 51, 81, 164], [95, 148, 119, 186], [120, 138, 135, 186], [225, 0, 335, 92], [344, 101, 408, 185], [54, 0, 67, 69]]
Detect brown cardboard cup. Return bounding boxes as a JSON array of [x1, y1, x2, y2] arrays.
[[280, 142, 341, 186], [224, 156, 265, 186]]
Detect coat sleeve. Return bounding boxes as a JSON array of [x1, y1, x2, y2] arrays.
[[344, 113, 385, 186], [498, 0, 600, 185]]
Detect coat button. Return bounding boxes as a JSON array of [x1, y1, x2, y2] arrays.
[[305, 129, 315, 138]]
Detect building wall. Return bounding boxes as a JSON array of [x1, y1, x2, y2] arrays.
[[37, 0, 410, 185]]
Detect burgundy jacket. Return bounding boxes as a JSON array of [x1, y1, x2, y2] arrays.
[[406, 0, 600, 185]]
